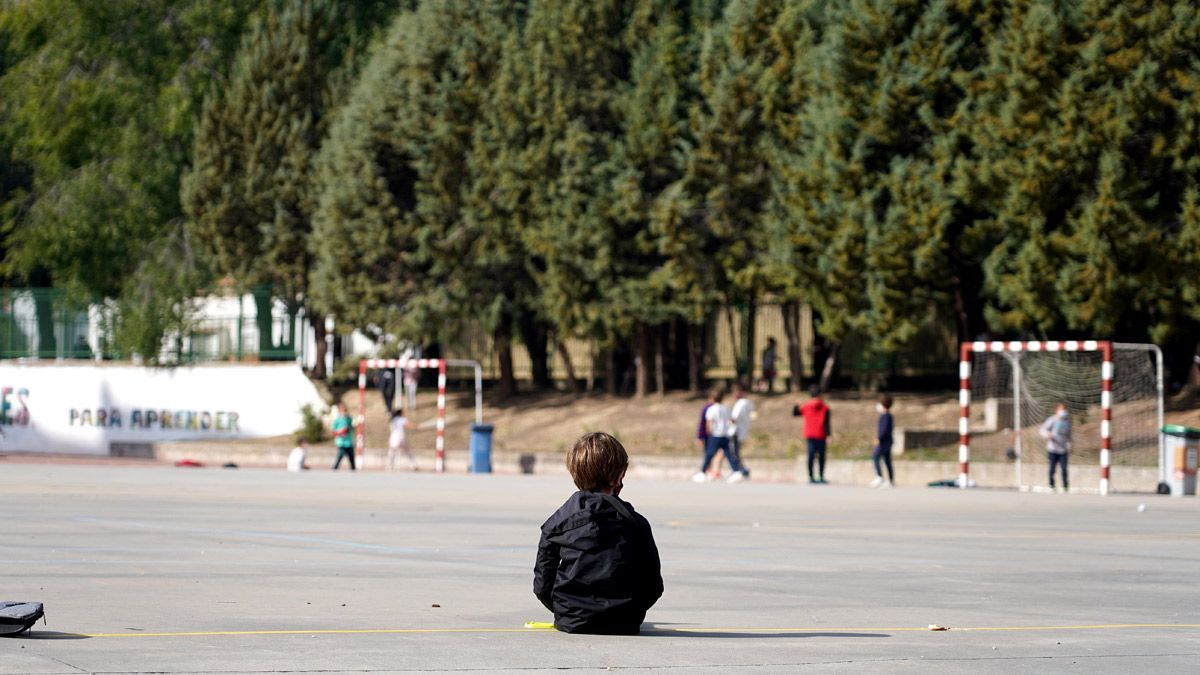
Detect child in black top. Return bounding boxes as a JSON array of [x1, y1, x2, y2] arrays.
[[534, 432, 663, 634], [871, 394, 895, 487]]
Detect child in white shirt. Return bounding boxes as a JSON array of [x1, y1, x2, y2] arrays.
[[387, 409, 418, 471], [287, 439, 309, 472]]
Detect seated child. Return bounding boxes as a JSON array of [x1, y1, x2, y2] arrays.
[[534, 432, 663, 634], [287, 439, 309, 472]]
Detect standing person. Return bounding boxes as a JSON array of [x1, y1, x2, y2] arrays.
[[693, 388, 746, 482], [1039, 402, 1071, 492], [870, 394, 895, 488], [758, 337, 778, 393], [729, 382, 754, 479], [387, 409, 418, 471], [378, 367, 396, 414], [331, 403, 356, 471], [793, 386, 831, 484], [402, 348, 420, 412], [533, 432, 663, 634], [287, 438, 310, 472], [691, 396, 713, 481]]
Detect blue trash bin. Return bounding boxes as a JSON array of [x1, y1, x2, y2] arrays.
[[470, 424, 494, 473]]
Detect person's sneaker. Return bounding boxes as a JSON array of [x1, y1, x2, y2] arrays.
[[870, 476, 885, 488], [809, 477, 818, 484], [692, 472, 708, 483], [726, 471, 746, 483], [884, 481, 894, 489], [817, 477, 829, 484]]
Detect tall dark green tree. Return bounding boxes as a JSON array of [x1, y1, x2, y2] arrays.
[[183, 0, 392, 372], [310, 0, 532, 392]]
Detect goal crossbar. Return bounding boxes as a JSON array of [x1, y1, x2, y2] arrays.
[[959, 340, 1114, 494]]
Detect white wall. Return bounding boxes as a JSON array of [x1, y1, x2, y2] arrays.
[[0, 363, 325, 455]]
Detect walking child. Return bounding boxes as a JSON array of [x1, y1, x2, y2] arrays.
[[331, 403, 356, 471], [534, 432, 663, 634], [728, 382, 754, 480], [693, 388, 746, 482], [387, 409, 418, 471], [870, 394, 894, 488]]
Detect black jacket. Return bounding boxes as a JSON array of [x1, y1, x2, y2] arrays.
[[534, 491, 663, 634]]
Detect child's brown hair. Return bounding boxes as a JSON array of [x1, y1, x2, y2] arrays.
[[567, 432, 629, 492]]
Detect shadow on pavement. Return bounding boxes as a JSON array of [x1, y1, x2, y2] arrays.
[[9, 631, 92, 640], [641, 626, 890, 639]]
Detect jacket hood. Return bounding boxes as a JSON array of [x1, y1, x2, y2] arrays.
[[541, 491, 631, 543]]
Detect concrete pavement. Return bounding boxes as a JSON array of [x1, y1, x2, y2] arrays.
[[1, 463, 1197, 673]]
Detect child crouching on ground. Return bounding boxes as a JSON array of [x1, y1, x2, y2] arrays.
[[534, 432, 663, 634]]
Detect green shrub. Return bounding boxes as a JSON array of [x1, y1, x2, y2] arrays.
[[295, 403, 328, 443]]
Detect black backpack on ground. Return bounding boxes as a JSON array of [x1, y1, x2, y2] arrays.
[[0, 601, 44, 636]]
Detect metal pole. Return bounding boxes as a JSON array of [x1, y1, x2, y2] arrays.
[[356, 360, 367, 457], [436, 359, 447, 473], [446, 358, 484, 425], [236, 294, 244, 361], [958, 343, 972, 488], [1006, 352, 1022, 489]]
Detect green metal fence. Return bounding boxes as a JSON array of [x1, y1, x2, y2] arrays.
[[0, 288, 93, 360], [0, 287, 301, 363]]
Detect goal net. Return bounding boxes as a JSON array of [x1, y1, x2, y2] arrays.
[[960, 341, 1162, 494]]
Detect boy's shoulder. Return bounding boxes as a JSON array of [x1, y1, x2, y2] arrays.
[[541, 491, 646, 534]]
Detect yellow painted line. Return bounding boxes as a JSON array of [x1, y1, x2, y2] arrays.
[[81, 623, 1200, 638]]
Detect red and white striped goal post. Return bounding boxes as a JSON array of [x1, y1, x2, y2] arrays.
[[358, 358, 447, 473], [959, 340, 1114, 494]]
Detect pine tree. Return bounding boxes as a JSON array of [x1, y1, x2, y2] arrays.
[[309, 1, 531, 392], [183, 0, 391, 370], [767, 0, 993, 384]]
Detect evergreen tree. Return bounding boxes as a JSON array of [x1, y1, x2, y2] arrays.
[[768, 0, 993, 384], [183, 0, 392, 372], [310, 1, 531, 392]]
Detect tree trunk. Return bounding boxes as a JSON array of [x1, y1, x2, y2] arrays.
[[655, 324, 665, 397], [605, 346, 617, 395], [253, 286, 275, 357], [634, 325, 651, 398], [687, 323, 704, 394], [724, 303, 740, 379], [951, 270, 987, 345], [556, 337, 581, 394], [518, 311, 551, 390], [819, 342, 840, 392], [310, 312, 327, 379], [34, 290, 57, 359], [741, 297, 757, 384], [285, 299, 299, 355], [587, 342, 596, 393], [495, 321, 516, 397], [782, 301, 804, 393]]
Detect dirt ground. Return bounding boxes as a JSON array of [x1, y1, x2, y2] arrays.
[[318, 384, 1200, 465]]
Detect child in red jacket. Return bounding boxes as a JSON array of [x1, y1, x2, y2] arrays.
[[793, 386, 832, 484]]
